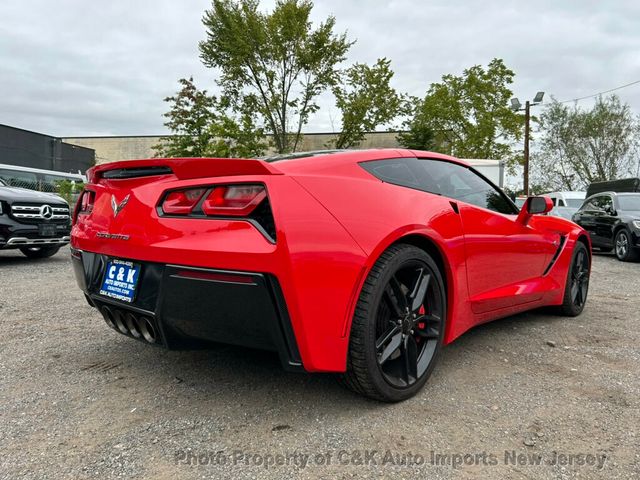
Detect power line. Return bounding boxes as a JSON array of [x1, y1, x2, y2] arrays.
[[558, 79, 640, 104]]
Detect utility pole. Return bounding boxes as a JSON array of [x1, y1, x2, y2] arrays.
[[523, 100, 530, 196], [510, 92, 544, 197]]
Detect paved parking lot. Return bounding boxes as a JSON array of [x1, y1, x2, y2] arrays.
[[0, 247, 638, 479]]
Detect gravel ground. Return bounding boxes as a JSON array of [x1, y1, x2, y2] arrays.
[[0, 246, 638, 479]]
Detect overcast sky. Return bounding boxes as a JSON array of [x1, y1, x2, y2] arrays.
[[1, 0, 639, 137]]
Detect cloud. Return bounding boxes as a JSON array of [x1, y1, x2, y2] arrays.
[[1, 0, 639, 136]]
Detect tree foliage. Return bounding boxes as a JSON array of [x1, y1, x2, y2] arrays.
[[330, 58, 407, 149], [200, 0, 352, 153], [398, 58, 522, 161], [153, 77, 266, 158], [531, 95, 640, 191]]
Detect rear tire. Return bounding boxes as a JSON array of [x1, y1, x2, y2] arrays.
[[557, 242, 590, 317], [19, 246, 61, 259], [341, 244, 446, 402], [614, 229, 639, 262]]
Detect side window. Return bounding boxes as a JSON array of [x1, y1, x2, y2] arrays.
[[360, 157, 517, 214], [415, 159, 517, 215], [550, 197, 557, 206], [596, 195, 614, 213], [558, 199, 566, 207], [359, 158, 422, 190], [582, 197, 602, 212]]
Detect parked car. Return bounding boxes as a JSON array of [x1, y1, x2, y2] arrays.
[[71, 149, 591, 402], [572, 192, 640, 261], [545, 191, 586, 220], [0, 177, 71, 258]]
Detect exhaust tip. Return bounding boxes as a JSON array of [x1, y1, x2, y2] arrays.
[[101, 306, 116, 330], [138, 317, 157, 344], [125, 312, 142, 339], [113, 310, 129, 335]]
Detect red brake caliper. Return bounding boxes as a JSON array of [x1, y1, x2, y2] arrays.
[[416, 304, 426, 341]]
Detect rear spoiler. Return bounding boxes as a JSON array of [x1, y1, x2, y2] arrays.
[[87, 157, 282, 183]]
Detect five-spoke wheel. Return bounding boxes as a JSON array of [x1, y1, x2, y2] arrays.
[[558, 241, 590, 316], [375, 265, 443, 388], [614, 229, 638, 262], [342, 244, 446, 402], [570, 247, 589, 309]]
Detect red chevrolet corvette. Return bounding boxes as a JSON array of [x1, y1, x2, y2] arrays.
[[71, 149, 591, 401]]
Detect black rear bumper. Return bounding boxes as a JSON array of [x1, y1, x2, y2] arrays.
[[71, 249, 303, 371]]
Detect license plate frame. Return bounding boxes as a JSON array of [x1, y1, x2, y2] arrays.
[[99, 259, 141, 303]]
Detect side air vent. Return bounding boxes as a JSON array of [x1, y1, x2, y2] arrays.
[[102, 166, 173, 180], [543, 235, 567, 276], [249, 199, 277, 242]]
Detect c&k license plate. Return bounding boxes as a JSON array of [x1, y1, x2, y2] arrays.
[[99, 259, 141, 303]]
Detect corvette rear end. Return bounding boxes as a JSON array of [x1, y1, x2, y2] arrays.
[[71, 157, 367, 373]]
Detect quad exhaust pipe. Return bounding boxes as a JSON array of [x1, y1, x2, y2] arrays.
[[100, 306, 157, 344]]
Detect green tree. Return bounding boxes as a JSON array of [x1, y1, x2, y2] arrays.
[[199, 0, 352, 153], [531, 95, 640, 191], [396, 97, 435, 151], [398, 58, 522, 161], [153, 77, 266, 158], [330, 58, 407, 149]]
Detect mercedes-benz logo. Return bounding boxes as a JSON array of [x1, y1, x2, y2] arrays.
[[40, 204, 53, 219]]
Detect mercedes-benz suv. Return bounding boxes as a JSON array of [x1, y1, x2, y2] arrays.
[[0, 178, 71, 258]]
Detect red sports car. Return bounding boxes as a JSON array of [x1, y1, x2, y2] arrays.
[[71, 149, 591, 402]]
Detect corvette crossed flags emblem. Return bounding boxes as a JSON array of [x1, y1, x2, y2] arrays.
[[111, 194, 130, 217]]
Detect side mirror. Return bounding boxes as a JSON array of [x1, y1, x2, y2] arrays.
[[527, 196, 553, 214], [517, 196, 553, 225]]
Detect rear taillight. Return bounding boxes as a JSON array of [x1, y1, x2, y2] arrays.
[[161, 185, 266, 217], [161, 188, 206, 215], [159, 184, 275, 241], [74, 190, 95, 223], [201, 185, 266, 216]]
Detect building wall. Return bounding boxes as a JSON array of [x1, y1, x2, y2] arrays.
[[1, 124, 95, 173], [62, 131, 402, 164]]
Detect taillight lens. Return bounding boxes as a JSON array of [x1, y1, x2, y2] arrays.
[[73, 190, 95, 224], [161, 188, 206, 215], [201, 185, 266, 216], [80, 191, 93, 211]]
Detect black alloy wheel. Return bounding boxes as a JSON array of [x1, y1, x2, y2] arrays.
[[342, 244, 446, 402], [374, 263, 443, 388], [570, 247, 589, 309], [558, 242, 590, 317], [614, 229, 638, 262]]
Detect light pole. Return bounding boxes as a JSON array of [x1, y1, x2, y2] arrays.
[[510, 91, 544, 196]]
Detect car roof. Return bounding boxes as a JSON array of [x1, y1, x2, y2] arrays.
[[588, 191, 640, 197], [261, 148, 469, 175]]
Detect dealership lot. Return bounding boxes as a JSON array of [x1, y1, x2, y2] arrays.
[[0, 248, 638, 479]]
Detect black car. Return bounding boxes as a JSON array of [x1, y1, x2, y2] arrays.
[[572, 192, 640, 262], [0, 178, 71, 258]]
